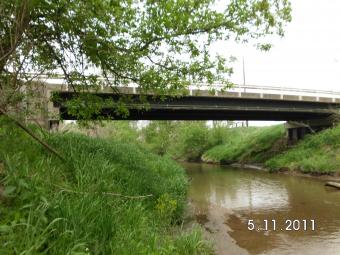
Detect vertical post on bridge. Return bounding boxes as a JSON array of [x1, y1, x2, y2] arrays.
[[243, 57, 249, 127]]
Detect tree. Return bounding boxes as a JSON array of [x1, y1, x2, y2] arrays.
[[0, 0, 291, 121]]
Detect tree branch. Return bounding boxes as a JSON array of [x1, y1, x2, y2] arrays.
[[0, 108, 66, 162], [54, 184, 153, 199]]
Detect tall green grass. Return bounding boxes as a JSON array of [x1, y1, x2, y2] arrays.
[[141, 122, 286, 164], [0, 119, 212, 254], [265, 125, 340, 173], [141, 121, 340, 174], [61, 121, 140, 143], [202, 125, 286, 164]]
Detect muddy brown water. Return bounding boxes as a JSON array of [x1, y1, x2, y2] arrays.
[[183, 162, 340, 255]]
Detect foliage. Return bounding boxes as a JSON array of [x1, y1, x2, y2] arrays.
[[141, 122, 286, 163], [176, 122, 214, 161], [143, 121, 178, 155], [142, 121, 223, 160], [141, 121, 340, 174], [62, 120, 140, 143], [155, 193, 178, 222], [141, 121, 229, 161], [201, 125, 286, 163], [0, 119, 212, 254], [265, 125, 340, 173], [1, 0, 291, 120]]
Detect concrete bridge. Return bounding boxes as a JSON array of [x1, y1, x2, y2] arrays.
[[30, 81, 340, 143]]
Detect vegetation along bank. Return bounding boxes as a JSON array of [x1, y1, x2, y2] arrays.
[[0, 118, 212, 254], [140, 121, 340, 175], [2, 118, 338, 253]]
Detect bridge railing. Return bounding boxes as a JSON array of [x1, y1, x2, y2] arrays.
[[190, 83, 340, 98], [25, 74, 340, 101]]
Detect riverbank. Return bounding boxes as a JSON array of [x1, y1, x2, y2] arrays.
[[265, 125, 340, 174], [230, 163, 340, 183], [140, 121, 340, 175], [0, 119, 212, 254]]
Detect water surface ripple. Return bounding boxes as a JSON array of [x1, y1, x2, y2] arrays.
[[184, 162, 340, 255]]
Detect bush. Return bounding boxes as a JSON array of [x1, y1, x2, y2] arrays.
[[141, 121, 234, 161]]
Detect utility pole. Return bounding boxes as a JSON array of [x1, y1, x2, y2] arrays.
[[243, 57, 246, 90], [242, 57, 249, 127]]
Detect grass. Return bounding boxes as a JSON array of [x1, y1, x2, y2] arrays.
[[202, 125, 286, 164], [141, 122, 286, 164], [61, 121, 140, 143], [141, 121, 285, 163], [0, 119, 212, 254], [141, 121, 340, 174], [2, 117, 337, 254], [265, 125, 340, 174]]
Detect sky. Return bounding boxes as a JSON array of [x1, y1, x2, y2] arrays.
[[224, 0, 340, 92], [217, 0, 340, 126], [129, 1, 340, 127], [68, 1, 340, 126]]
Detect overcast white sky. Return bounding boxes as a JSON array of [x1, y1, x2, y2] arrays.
[[74, 1, 340, 126], [225, 0, 340, 92], [214, 0, 340, 126]]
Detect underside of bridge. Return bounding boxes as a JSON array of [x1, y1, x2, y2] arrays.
[[59, 108, 333, 121], [51, 92, 340, 144], [55, 93, 338, 121]]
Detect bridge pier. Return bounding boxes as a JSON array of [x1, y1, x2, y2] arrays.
[[287, 126, 309, 145], [286, 119, 334, 145], [49, 120, 60, 131]]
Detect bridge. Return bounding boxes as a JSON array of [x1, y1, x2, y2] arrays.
[[29, 80, 340, 143]]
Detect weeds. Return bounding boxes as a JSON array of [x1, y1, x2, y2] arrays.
[[265, 125, 340, 173], [202, 125, 286, 164], [141, 122, 286, 164], [0, 119, 211, 254]]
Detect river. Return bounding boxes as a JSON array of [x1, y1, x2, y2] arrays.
[[183, 162, 340, 255]]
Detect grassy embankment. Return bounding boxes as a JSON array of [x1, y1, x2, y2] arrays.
[[0, 119, 212, 254], [266, 126, 340, 174], [202, 125, 286, 164], [141, 121, 286, 164], [141, 121, 340, 174]]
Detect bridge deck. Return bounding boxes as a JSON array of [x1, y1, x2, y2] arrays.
[[107, 86, 340, 103], [54, 91, 340, 121]]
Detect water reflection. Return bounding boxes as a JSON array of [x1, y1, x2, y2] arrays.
[[184, 162, 340, 255], [188, 163, 289, 211]]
